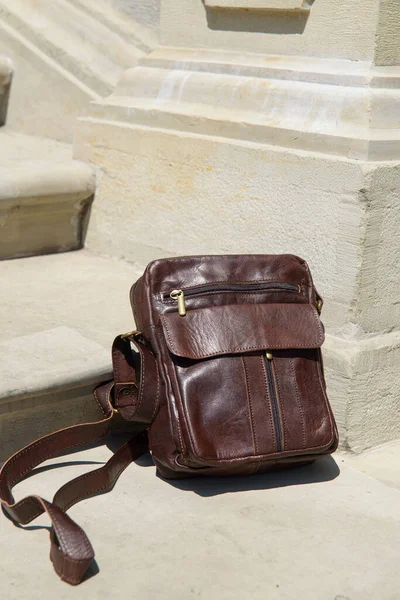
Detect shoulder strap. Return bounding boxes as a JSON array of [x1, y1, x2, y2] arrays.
[[0, 333, 159, 585]]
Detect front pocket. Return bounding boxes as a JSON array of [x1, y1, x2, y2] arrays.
[[272, 349, 335, 452], [161, 303, 335, 466], [172, 349, 334, 464], [173, 354, 258, 461]]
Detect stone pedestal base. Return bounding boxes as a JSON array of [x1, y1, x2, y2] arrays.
[[325, 330, 400, 452], [74, 49, 400, 452]]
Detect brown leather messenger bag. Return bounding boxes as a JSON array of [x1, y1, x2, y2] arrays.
[[0, 254, 338, 584]]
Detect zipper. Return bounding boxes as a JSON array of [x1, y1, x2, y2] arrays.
[[167, 282, 299, 317], [264, 351, 283, 452]]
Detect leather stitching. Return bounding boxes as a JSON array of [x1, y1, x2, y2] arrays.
[[151, 359, 160, 421], [170, 362, 194, 457], [93, 383, 112, 417], [1, 422, 110, 493], [112, 345, 122, 382], [59, 556, 92, 586], [290, 358, 306, 449], [11, 497, 43, 523], [46, 501, 93, 559], [132, 345, 145, 417], [314, 349, 335, 447], [62, 460, 131, 512], [241, 357, 258, 455], [175, 403, 186, 457]]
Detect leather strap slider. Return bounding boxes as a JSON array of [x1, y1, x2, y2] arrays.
[[120, 330, 142, 340]]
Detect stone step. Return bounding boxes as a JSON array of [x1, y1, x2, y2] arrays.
[[0, 249, 142, 459], [91, 47, 400, 161], [0, 54, 13, 125], [0, 1, 154, 141], [0, 327, 112, 460], [0, 129, 95, 259], [0, 0, 145, 96], [0, 19, 97, 143]]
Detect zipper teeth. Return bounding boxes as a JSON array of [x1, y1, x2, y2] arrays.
[[163, 282, 299, 299], [264, 357, 283, 453]]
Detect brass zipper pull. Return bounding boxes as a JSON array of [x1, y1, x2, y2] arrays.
[[170, 289, 186, 316], [265, 351, 273, 361]]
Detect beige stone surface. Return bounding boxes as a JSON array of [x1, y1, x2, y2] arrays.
[[0, 0, 146, 95], [342, 439, 400, 490], [0, 251, 140, 458], [0, 327, 112, 460], [0, 20, 96, 142], [0, 0, 156, 141], [161, 0, 378, 62], [374, 0, 400, 66], [0, 249, 138, 348], [76, 118, 400, 335], [0, 443, 399, 599], [71, 0, 159, 45], [0, 129, 95, 258], [324, 329, 400, 452], [93, 48, 400, 161]]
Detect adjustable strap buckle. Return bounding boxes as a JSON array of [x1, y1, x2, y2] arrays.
[[120, 330, 142, 340]]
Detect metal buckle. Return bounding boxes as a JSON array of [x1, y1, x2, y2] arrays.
[[120, 330, 142, 340]]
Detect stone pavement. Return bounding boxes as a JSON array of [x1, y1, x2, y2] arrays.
[[1, 440, 399, 600]]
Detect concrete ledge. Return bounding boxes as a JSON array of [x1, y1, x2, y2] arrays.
[[97, 48, 400, 161], [0, 130, 95, 259], [0, 327, 112, 460], [0, 160, 94, 203], [0, 250, 140, 349]]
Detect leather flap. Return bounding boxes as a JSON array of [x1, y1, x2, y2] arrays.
[[161, 303, 324, 359]]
